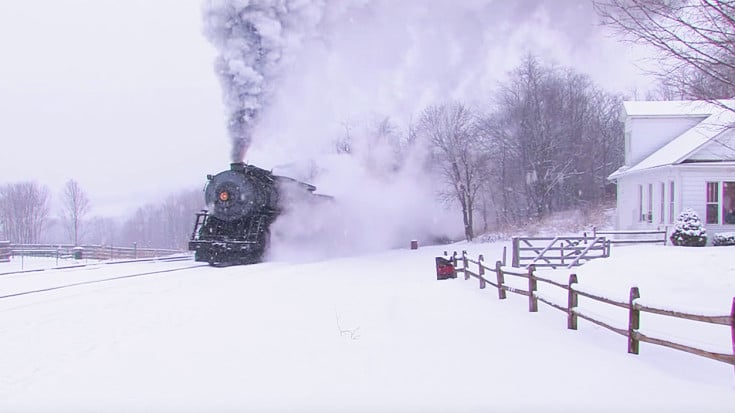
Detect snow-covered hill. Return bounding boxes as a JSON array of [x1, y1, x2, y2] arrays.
[[0, 242, 733, 412]]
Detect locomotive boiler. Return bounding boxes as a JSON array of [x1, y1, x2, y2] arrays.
[[188, 162, 323, 266]]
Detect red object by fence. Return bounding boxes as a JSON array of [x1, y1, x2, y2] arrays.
[[435, 257, 456, 280]]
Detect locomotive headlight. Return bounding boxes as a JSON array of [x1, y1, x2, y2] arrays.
[[219, 191, 230, 202]]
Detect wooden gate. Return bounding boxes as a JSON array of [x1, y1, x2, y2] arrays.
[[511, 236, 610, 269]]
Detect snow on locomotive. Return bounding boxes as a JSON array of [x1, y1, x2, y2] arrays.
[[188, 162, 324, 266]]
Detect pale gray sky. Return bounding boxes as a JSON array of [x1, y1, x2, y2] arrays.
[[0, 0, 654, 218], [0, 0, 228, 216]]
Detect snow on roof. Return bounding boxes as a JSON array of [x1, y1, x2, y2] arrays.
[[611, 100, 735, 179], [622, 99, 730, 117]]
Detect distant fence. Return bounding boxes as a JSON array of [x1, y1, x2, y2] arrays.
[[445, 250, 735, 376], [2, 244, 184, 261], [512, 228, 668, 269], [592, 226, 668, 245]]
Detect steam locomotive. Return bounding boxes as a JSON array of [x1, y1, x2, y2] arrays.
[[188, 162, 325, 266]]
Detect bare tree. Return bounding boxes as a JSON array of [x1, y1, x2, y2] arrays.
[[0, 182, 51, 243], [418, 103, 488, 241], [495, 56, 578, 219], [59, 179, 91, 245], [476, 112, 527, 227], [478, 55, 623, 226], [594, 0, 735, 102]]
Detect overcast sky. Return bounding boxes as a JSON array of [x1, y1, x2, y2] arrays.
[[0, 0, 227, 216], [0, 0, 655, 218]]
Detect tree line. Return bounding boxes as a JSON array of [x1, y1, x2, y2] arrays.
[[0, 179, 202, 249]]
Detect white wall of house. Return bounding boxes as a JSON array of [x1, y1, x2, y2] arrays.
[[616, 168, 681, 231], [617, 165, 735, 241], [679, 165, 735, 234], [687, 128, 735, 161], [625, 116, 705, 166]]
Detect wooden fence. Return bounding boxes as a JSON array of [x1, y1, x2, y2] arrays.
[[592, 227, 668, 245], [2, 244, 184, 261], [448, 250, 735, 375], [0, 241, 10, 263]]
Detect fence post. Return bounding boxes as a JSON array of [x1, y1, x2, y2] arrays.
[[528, 264, 538, 312], [567, 274, 578, 330], [478, 254, 486, 289], [628, 287, 641, 354], [495, 260, 506, 300], [462, 251, 469, 280], [560, 243, 565, 266], [511, 237, 520, 267], [502, 246, 507, 266]]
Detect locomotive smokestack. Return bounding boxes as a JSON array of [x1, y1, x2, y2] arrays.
[[230, 162, 246, 171]]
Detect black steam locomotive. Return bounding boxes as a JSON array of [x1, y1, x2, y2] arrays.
[[188, 162, 324, 266]]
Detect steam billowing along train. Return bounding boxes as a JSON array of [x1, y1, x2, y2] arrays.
[[188, 162, 325, 266]]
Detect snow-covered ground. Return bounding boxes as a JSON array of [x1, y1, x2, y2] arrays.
[[0, 242, 733, 412]]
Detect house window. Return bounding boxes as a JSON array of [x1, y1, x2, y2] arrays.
[[669, 181, 675, 224], [659, 183, 665, 224], [638, 185, 643, 222], [723, 182, 735, 224], [706, 182, 719, 224], [646, 184, 653, 223]]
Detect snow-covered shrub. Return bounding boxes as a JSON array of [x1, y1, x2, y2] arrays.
[[713, 232, 735, 246], [670, 208, 707, 246]]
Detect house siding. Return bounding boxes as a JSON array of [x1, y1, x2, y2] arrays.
[[616, 168, 679, 231], [687, 128, 735, 161], [627, 116, 704, 166], [679, 166, 735, 236]]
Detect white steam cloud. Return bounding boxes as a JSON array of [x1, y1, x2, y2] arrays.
[[202, 0, 326, 161], [203, 0, 650, 260]]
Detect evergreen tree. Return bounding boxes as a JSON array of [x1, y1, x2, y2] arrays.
[[670, 208, 707, 247]]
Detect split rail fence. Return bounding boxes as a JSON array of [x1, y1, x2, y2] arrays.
[[592, 227, 668, 245], [0, 243, 183, 262], [447, 250, 735, 376]]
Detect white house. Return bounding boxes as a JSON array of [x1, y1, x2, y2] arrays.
[[609, 99, 735, 239]]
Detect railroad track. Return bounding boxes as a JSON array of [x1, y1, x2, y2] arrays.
[[0, 261, 207, 301], [0, 254, 193, 277]]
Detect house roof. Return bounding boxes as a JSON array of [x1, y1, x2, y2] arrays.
[[609, 99, 735, 180], [622, 100, 721, 117]]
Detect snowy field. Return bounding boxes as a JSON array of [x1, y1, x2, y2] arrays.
[[0, 242, 733, 412]]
